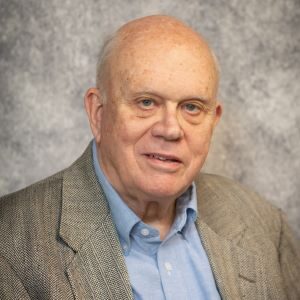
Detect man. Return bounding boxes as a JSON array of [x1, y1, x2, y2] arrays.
[[0, 15, 299, 300]]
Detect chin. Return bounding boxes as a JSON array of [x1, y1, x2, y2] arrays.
[[142, 181, 188, 200]]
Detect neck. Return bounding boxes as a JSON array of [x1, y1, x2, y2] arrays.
[[125, 197, 177, 240]]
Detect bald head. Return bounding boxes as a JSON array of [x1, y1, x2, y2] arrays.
[[96, 15, 219, 99]]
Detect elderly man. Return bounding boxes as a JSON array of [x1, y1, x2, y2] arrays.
[[0, 15, 299, 300]]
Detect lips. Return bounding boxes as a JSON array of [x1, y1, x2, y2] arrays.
[[145, 153, 182, 163]]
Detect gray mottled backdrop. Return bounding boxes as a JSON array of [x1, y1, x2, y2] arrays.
[[0, 0, 299, 236]]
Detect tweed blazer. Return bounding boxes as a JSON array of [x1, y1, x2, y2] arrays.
[[0, 143, 299, 300]]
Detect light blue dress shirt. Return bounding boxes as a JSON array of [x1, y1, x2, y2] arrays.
[[92, 141, 221, 300]]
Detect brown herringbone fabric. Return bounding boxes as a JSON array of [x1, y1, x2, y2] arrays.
[[0, 142, 299, 299]]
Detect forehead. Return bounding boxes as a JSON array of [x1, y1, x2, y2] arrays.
[[107, 28, 218, 100]]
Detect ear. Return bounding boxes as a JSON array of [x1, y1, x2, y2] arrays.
[[84, 88, 103, 143], [213, 100, 222, 128]]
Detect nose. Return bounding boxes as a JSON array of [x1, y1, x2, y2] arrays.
[[151, 107, 184, 141]]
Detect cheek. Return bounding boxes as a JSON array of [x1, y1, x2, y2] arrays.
[[101, 110, 151, 154], [120, 115, 155, 145], [187, 123, 215, 156], [101, 104, 126, 138]]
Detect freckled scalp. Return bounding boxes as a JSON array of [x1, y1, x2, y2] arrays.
[[96, 15, 220, 100]]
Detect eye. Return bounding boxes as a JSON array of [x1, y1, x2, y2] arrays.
[[184, 103, 198, 111], [138, 98, 155, 109], [182, 102, 201, 114]]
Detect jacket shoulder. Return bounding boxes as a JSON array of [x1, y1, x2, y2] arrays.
[[0, 171, 64, 263], [198, 173, 279, 212], [0, 142, 93, 215], [197, 173, 283, 242], [197, 173, 277, 209], [0, 171, 63, 214]]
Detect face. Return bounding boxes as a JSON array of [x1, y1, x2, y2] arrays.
[[93, 38, 221, 203]]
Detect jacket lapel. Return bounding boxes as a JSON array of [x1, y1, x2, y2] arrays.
[[196, 175, 268, 300], [59, 144, 133, 300], [196, 221, 268, 300]]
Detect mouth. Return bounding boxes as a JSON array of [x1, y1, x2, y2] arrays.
[[144, 153, 182, 163]]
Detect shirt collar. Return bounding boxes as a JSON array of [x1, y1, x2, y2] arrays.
[[92, 140, 139, 248], [92, 140, 198, 247], [169, 183, 198, 238]]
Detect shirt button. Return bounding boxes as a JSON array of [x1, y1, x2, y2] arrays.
[[164, 262, 173, 272], [122, 244, 129, 255], [141, 228, 150, 236]]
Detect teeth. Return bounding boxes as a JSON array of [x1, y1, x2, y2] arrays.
[[158, 156, 167, 161], [148, 154, 178, 162], [152, 154, 167, 161]]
